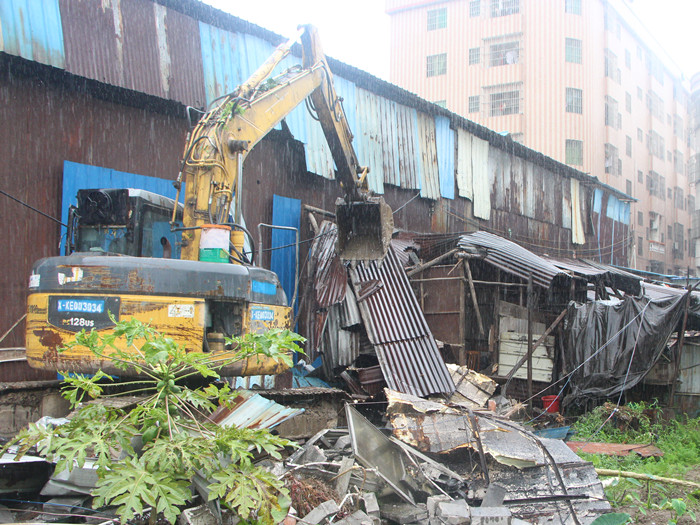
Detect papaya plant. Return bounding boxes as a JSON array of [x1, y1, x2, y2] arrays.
[[3, 318, 305, 525]]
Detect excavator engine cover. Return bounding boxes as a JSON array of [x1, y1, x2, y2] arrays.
[[335, 197, 393, 262]]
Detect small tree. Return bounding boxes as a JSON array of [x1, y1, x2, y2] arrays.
[[4, 318, 304, 524]]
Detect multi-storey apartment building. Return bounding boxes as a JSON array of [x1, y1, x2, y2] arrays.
[[387, 0, 697, 275]]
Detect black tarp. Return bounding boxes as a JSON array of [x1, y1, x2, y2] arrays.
[[563, 293, 687, 405]]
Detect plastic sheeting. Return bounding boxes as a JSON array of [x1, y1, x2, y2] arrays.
[[564, 293, 687, 405], [570, 178, 585, 245]]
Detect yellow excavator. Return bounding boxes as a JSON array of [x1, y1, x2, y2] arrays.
[[25, 25, 393, 376]]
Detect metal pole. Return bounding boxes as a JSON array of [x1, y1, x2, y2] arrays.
[[527, 273, 533, 412]]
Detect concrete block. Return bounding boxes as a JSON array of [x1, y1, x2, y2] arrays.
[[482, 482, 507, 507], [427, 494, 452, 517], [302, 499, 339, 524], [470, 506, 512, 525], [334, 510, 373, 525], [335, 456, 355, 496], [40, 391, 70, 418], [436, 500, 471, 524], [380, 502, 428, 524]]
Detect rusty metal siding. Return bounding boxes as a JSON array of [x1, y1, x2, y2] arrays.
[[349, 248, 454, 397], [0, 0, 65, 68], [60, 0, 203, 106], [416, 110, 440, 200]]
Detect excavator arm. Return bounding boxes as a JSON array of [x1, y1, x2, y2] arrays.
[[175, 25, 392, 262]]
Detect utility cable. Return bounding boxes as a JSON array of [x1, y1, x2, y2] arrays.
[[0, 189, 66, 226]]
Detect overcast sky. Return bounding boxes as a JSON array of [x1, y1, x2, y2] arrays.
[[201, 0, 700, 83]]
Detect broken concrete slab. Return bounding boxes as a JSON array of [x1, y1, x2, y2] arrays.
[[379, 502, 428, 524], [302, 499, 339, 524], [435, 499, 470, 524], [333, 509, 373, 525], [334, 456, 355, 496], [360, 492, 380, 523]]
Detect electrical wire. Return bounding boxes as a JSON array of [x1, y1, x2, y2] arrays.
[[0, 189, 66, 226]]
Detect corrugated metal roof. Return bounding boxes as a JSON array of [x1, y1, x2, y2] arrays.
[[395, 104, 421, 190], [544, 256, 641, 295], [0, 0, 65, 68], [209, 389, 303, 429], [349, 247, 455, 397], [458, 231, 569, 289]]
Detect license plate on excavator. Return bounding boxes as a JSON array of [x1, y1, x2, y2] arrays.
[[335, 197, 394, 262]]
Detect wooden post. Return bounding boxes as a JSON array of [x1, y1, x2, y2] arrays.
[[527, 273, 534, 412], [459, 272, 466, 366], [464, 258, 485, 337]]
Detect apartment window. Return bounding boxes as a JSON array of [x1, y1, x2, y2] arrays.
[[565, 139, 583, 165], [667, 150, 672, 162], [626, 136, 632, 157], [604, 49, 620, 82], [637, 170, 643, 183], [638, 236, 643, 256], [668, 188, 673, 200], [604, 96, 618, 128], [426, 53, 447, 77], [688, 195, 695, 212], [565, 38, 582, 64], [625, 49, 631, 69], [434, 100, 447, 108], [674, 151, 684, 174], [427, 8, 447, 30], [625, 92, 632, 113], [637, 128, 643, 142], [673, 115, 683, 138], [637, 86, 643, 100], [626, 179, 632, 195], [489, 40, 520, 66], [565, 88, 582, 113], [637, 211, 644, 226], [604, 143, 619, 175], [469, 95, 480, 113], [647, 170, 665, 199], [489, 89, 520, 116], [565, 0, 581, 15], [675, 187, 685, 210], [491, 0, 519, 17], [469, 47, 481, 65], [648, 130, 665, 159], [470, 0, 481, 17]]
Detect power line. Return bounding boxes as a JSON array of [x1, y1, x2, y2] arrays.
[[0, 189, 66, 227]]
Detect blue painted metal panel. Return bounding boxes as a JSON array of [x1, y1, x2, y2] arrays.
[[621, 202, 630, 225], [199, 21, 241, 104], [0, 0, 64, 67], [435, 116, 455, 199], [61, 161, 183, 254], [271, 195, 301, 313], [593, 189, 603, 214]]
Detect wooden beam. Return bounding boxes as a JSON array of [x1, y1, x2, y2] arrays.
[[464, 259, 485, 337], [406, 248, 460, 277]]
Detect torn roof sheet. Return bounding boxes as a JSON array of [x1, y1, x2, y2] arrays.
[[349, 247, 455, 397], [544, 256, 641, 296], [209, 390, 303, 430], [309, 221, 347, 308], [458, 231, 570, 289]]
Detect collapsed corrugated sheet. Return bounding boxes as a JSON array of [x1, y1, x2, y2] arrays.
[[209, 389, 303, 429], [349, 247, 455, 397], [458, 231, 569, 289]]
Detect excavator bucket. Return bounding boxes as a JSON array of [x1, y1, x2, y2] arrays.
[[335, 196, 394, 262]]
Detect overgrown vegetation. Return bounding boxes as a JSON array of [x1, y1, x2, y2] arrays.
[[3, 318, 305, 525], [573, 401, 700, 522]]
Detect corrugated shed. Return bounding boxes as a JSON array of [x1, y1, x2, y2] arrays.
[[0, 0, 65, 68], [435, 116, 455, 199], [349, 247, 455, 397], [416, 110, 440, 200], [458, 231, 570, 289], [379, 97, 401, 187], [199, 21, 241, 103]]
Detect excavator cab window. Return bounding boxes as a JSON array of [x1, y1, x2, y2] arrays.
[[72, 189, 182, 258]]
